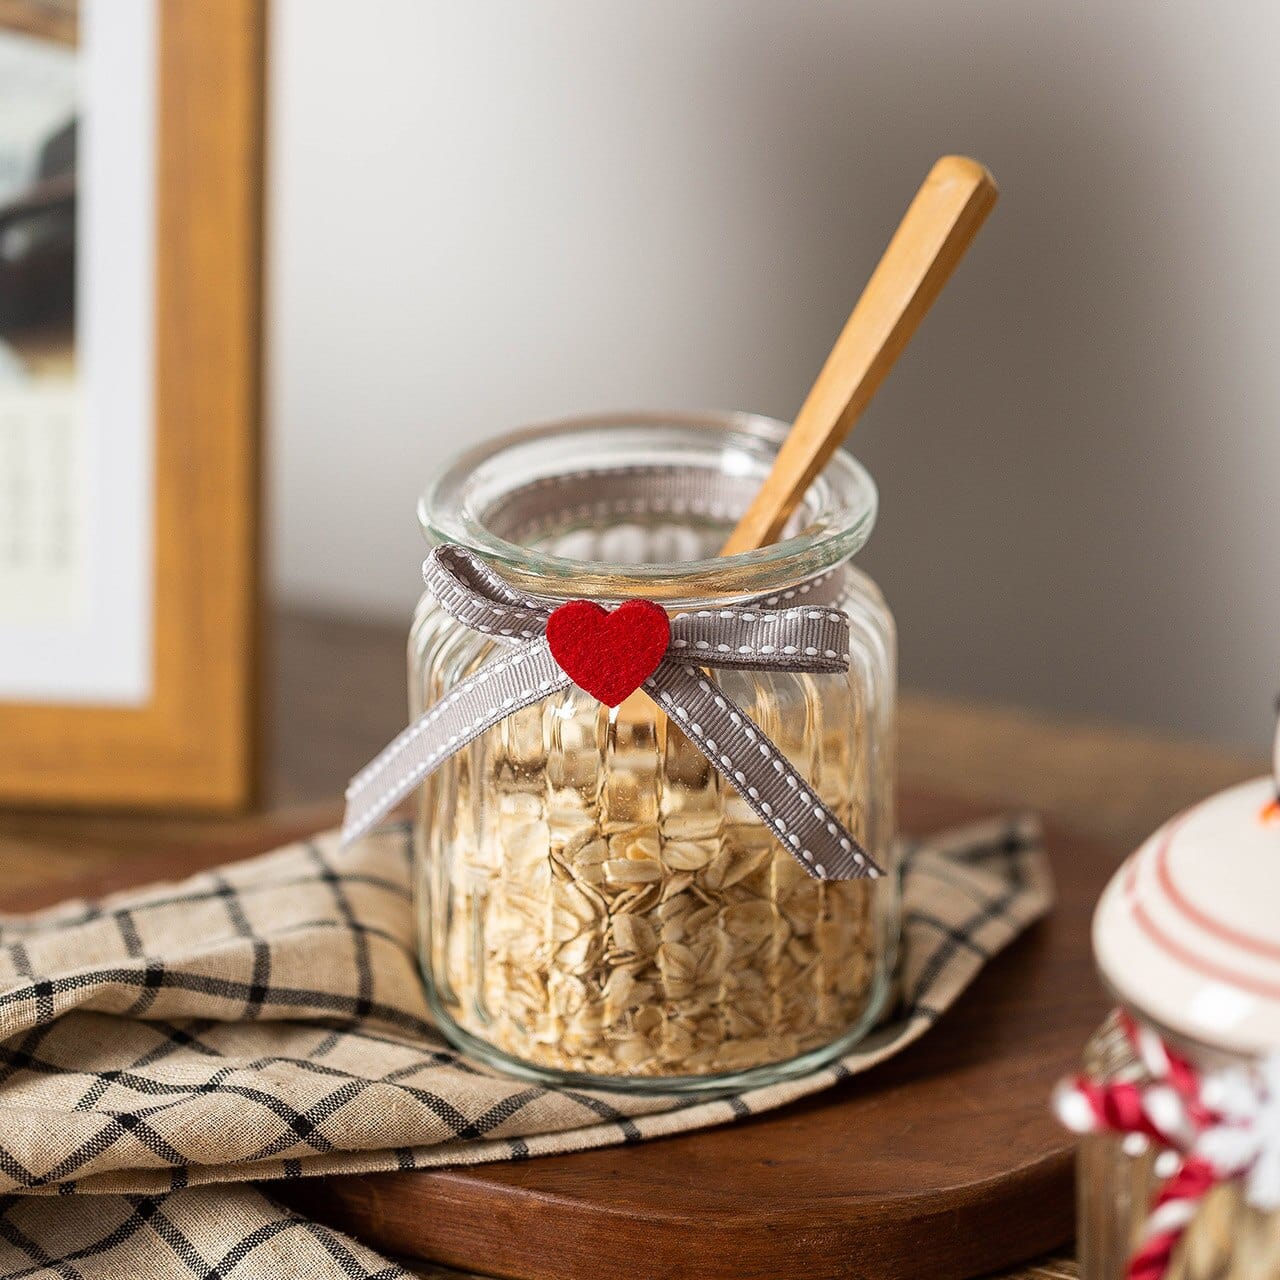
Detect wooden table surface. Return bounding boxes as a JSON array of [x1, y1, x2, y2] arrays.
[[0, 610, 1263, 1280]]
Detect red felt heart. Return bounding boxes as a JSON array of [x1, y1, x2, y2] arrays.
[[546, 599, 671, 707]]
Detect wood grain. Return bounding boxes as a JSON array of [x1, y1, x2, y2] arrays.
[[720, 156, 998, 554], [0, 1, 265, 811]]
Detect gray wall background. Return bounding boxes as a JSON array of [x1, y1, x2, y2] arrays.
[[267, 0, 1280, 749]]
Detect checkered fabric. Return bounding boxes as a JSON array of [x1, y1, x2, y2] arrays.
[[0, 817, 1052, 1278]]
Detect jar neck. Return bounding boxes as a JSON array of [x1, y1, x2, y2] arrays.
[[1104, 986, 1254, 1074], [419, 412, 877, 605]]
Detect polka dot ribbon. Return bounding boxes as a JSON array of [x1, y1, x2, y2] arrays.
[[1054, 1009, 1280, 1280], [342, 544, 881, 880]]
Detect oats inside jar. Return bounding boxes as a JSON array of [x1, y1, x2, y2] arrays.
[[417, 667, 887, 1079]]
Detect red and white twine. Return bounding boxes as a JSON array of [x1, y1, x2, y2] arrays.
[[1054, 1010, 1280, 1280]]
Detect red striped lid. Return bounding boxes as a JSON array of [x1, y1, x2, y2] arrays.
[[1093, 775, 1280, 1056]]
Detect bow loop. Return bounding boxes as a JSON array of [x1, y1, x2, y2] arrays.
[[424, 545, 552, 640], [667, 606, 849, 674]]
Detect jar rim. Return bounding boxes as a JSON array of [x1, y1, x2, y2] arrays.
[[1098, 978, 1256, 1070], [418, 410, 878, 601]]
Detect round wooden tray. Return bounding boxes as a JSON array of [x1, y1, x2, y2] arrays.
[[283, 791, 1114, 1280]]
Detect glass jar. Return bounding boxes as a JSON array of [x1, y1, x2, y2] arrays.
[[1076, 1011, 1280, 1279], [409, 411, 898, 1092]]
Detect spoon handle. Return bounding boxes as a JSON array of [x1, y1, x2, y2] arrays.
[[720, 155, 998, 556]]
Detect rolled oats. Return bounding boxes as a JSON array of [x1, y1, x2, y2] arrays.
[[420, 686, 885, 1079]]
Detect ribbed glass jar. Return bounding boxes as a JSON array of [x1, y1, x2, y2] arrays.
[[1077, 1010, 1280, 1279], [409, 411, 898, 1092]]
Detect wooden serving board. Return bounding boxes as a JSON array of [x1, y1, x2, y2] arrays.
[[275, 790, 1115, 1280]]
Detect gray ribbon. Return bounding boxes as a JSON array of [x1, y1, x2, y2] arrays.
[[342, 545, 881, 880]]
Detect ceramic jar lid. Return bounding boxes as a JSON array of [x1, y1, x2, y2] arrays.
[[1093, 771, 1280, 1058]]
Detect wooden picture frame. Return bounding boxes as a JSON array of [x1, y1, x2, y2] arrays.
[[0, 1, 264, 811]]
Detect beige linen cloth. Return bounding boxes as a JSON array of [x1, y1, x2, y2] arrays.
[[0, 816, 1052, 1278]]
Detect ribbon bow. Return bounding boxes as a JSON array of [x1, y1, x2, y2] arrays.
[[1055, 1010, 1280, 1280], [342, 545, 880, 880]]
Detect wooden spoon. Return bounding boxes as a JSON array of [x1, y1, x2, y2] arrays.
[[720, 155, 998, 556]]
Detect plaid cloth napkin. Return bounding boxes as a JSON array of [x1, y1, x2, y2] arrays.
[[0, 816, 1052, 1278]]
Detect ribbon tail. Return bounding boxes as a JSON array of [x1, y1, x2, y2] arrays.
[[342, 640, 570, 846], [644, 661, 882, 881]]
